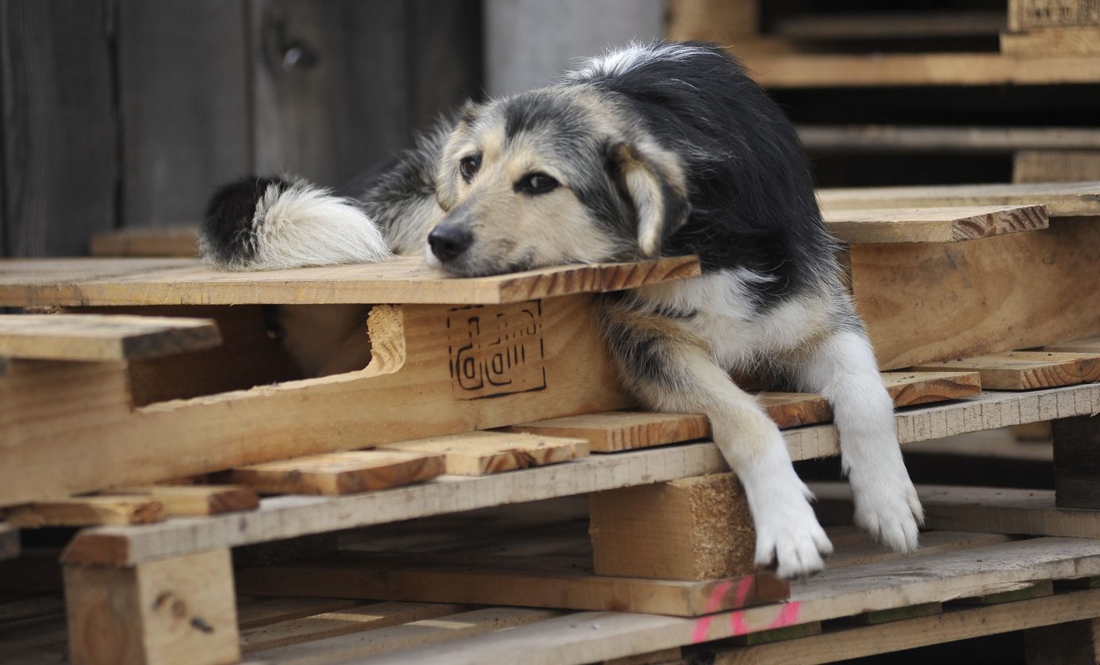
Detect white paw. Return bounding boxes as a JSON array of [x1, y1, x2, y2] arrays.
[[851, 470, 923, 554], [753, 486, 834, 579]]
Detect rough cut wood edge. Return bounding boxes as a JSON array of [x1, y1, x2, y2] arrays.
[[351, 538, 1100, 665], [60, 383, 1100, 566], [739, 51, 1100, 88], [0, 255, 701, 307], [1003, 28, 1100, 57], [4, 497, 166, 527], [797, 125, 1100, 154], [915, 351, 1100, 390], [811, 483, 1100, 538], [819, 181, 1100, 217], [1014, 150, 1100, 184], [699, 588, 1100, 665], [235, 556, 789, 617], [90, 227, 201, 258], [0, 524, 18, 561], [99, 485, 260, 516], [377, 431, 589, 476], [823, 205, 1049, 244], [0, 313, 221, 362]]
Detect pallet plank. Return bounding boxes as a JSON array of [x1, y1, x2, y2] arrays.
[[90, 228, 201, 258], [0, 314, 221, 362], [819, 181, 1100, 216], [0, 256, 700, 306], [4, 497, 166, 528], [916, 351, 1100, 390], [235, 554, 789, 617], [227, 451, 446, 496], [1003, 28, 1100, 56], [813, 483, 1100, 539], [823, 205, 1048, 244], [61, 383, 1100, 566], [99, 485, 259, 516], [352, 538, 1100, 665], [378, 432, 588, 476], [798, 125, 1100, 154], [1045, 335, 1100, 353]]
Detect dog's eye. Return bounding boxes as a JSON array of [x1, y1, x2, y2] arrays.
[[459, 155, 481, 182], [516, 173, 559, 195]]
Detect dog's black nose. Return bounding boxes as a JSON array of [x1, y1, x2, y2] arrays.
[[428, 224, 473, 263]]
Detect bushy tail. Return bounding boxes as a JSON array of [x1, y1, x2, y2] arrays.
[[200, 176, 392, 270]]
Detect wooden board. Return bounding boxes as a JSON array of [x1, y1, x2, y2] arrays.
[[351, 538, 1100, 665], [738, 51, 1100, 87], [59, 383, 1100, 566], [0, 255, 700, 306], [0, 314, 221, 362], [0, 0, 117, 258], [823, 205, 1048, 244], [510, 412, 711, 453], [227, 451, 446, 496], [699, 589, 1100, 665], [513, 372, 979, 452], [116, 0, 249, 228], [65, 549, 239, 665], [1002, 28, 1100, 56], [813, 483, 1100, 539], [916, 351, 1100, 390], [234, 552, 788, 617], [798, 125, 1100, 154], [98, 486, 259, 516], [3, 497, 166, 528], [378, 432, 588, 476], [1014, 150, 1100, 183], [1009, 0, 1100, 30], [1, 294, 634, 507], [1045, 335, 1100, 353], [90, 227, 201, 258], [772, 11, 1004, 40], [819, 182, 1100, 217], [852, 218, 1100, 369]]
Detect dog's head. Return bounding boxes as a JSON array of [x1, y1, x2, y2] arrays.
[[428, 87, 690, 276]]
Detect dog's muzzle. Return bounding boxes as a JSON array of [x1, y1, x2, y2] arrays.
[[428, 223, 473, 263]]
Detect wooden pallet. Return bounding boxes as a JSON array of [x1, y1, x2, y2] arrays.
[[669, 0, 1100, 87]]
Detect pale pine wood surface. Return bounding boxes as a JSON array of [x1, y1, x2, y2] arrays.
[[59, 383, 1100, 566], [823, 205, 1048, 243], [0, 313, 221, 362], [917, 351, 1100, 390], [819, 181, 1100, 216], [0, 256, 700, 306], [378, 431, 589, 476]]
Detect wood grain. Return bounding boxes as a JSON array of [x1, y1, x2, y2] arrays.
[[589, 473, 756, 581], [59, 383, 1100, 566], [916, 351, 1100, 390], [99, 486, 259, 516], [378, 432, 588, 476], [3, 497, 166, 527], [0, 0, 117, 258], [823, 205, 1048, 244], [739, 51, 1100, 88], [820, 182, 1100, 217], [509, 411, 711, 453], [234, 552, 788, 617], [1013, 150, 1100, 183], [90, 227, 201, 258], [0, 314, 221, 362], [1045, 336, 1100, 353], [0, 255, 700, 306], [852, 218, 1100, 370], [1003, 27, 1100, 56], [228, 451, 446, 496], [1009, 0, 1100, 30], [65, 550, 239, 665], [883, 371, 983, 406]]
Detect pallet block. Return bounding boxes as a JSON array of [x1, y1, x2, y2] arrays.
[[64, 549, 239, 665], [588, 473, 756, 581], [1053, 416, 1100, 509], [0, 314, 221, 362]]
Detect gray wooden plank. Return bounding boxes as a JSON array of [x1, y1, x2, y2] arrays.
[[0, 0, 118, 257], [116, 0, 251, 228]]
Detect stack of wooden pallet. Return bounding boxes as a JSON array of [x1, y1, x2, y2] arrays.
[[0, 179, 1098, 664]]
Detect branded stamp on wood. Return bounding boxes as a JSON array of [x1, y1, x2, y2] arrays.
[[447, 301, 547, 399]]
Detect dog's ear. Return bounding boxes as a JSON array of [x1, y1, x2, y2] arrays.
[[610, 141, 690, 257], [436, 100, 485, 212]]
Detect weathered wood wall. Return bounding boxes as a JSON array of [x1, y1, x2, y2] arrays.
[[0, 0, 482, 256]]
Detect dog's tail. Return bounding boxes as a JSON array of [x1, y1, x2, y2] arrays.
[[200, 176, 392, 270]]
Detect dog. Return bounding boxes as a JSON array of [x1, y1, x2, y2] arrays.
[[202, 41, 923, 578]]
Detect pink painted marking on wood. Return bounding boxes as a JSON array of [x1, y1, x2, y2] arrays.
[[690, 579, 734, 644], [730, 600, 803, 637]]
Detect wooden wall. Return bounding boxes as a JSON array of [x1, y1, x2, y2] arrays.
[[0, 0, 482, 257]]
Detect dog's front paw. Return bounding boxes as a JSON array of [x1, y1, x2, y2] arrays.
[[852, 471, 923, 554], [754, 490, 834, 579]]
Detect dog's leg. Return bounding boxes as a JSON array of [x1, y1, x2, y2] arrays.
[[792, 321, 923, 554], [600, 300, 833, 578]]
